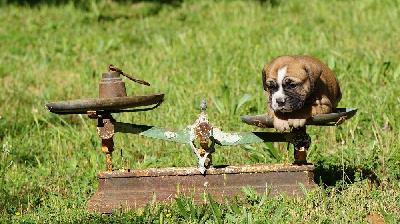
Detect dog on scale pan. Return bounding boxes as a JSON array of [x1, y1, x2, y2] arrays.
[[262, 55, 342, 132]]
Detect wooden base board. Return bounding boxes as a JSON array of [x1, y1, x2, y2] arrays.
[[87, 163, 316, 213]]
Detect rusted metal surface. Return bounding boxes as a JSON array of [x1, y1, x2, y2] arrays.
[[87, 163, 316, 213], [101, 139, 114, 171], [290, 127, 311, 164], [97, 113, 116, 171], [99, 72, 128, 98], [240, 108, 358, 128], [188, 99, 216, 174], [87, 111, 97, 119], [105, 152, 113, 171], [45, 94, 164, 114], [97, 117, 115, 139], [97, 70, 122, 173], [97, 163, 315, 178]]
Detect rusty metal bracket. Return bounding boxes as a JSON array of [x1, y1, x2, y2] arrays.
[[188, 99, 215, 174], [290, 127, 311, 165], [97, 116, 115, 140], [335, 115, 348, 126], [97, 114, 116, 171]]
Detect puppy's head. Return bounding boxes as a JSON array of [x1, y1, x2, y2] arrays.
[[262, 56, 322, 113]]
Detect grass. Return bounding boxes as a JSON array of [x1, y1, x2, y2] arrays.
[[1, 0, 400, 222]]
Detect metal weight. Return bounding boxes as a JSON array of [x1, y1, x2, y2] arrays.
[[99, 72, 127, 98]]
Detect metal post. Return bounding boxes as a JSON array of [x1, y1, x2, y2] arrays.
[[291, 127, 311, 164], [97, 71, 127, 171]]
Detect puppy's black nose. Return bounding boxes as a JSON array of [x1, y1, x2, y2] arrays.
[[276, 98, 286, 106]]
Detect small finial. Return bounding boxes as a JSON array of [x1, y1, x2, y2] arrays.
[[200, 99, 207, 113]]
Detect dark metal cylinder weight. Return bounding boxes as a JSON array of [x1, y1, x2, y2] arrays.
[[99, 72, 127, 98]]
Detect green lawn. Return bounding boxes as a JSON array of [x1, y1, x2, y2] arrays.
[[1, 0, 400, 222]]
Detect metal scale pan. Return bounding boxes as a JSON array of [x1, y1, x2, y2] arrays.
[[241, 108, 358, 128], [45, 94, 164, 114]]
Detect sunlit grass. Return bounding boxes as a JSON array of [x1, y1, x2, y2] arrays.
[[0, 0, 400, 222]]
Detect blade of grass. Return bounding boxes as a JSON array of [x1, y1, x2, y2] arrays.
[[207, 194, 223, 224]]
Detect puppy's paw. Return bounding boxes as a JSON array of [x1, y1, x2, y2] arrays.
[[273, 117, 290, 132], [288, 118, 307, 128]]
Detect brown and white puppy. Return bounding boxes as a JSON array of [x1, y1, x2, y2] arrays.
[[262, 55, 342, 132]]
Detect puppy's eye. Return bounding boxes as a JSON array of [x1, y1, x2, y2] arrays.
[[284, 79, 300, 89], [266, 81, 277, 91], [289, 82, 299, 89]]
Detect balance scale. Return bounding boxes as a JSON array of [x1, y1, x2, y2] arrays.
[[45, 65, 357, 213]]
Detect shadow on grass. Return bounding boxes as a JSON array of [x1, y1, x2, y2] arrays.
[[2, 0, 185, 22], [258, 0, 280, 6], [3, 0, 182, 6], [313, 159, 379, 188], [0, 187, 44, 215], [3, 0, 281, 7]]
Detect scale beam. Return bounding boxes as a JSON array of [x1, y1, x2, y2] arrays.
[[113, 122, 297, 145]]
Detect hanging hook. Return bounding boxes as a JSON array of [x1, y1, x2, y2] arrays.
[[108, 64, 151, 86]]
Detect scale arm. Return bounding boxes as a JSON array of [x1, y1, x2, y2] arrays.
[[113, 122, 191, 144], [212, 129, 296, 146], [113, 122, 296, 146]]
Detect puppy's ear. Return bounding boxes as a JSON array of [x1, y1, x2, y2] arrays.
[[304, 62, 322, 91], [262, 69, 267, 91], [262, 61, 273, 91]]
